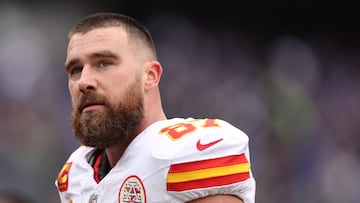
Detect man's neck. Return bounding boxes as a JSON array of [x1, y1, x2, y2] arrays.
[[105, 112, 167, 167], [105, 142, 130, 168]]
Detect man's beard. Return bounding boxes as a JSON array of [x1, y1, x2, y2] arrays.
[[71, 80, 144, 149]]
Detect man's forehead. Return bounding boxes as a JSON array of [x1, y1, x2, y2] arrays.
[[67, 27, 127, 52], [71, 26, 126, 39]]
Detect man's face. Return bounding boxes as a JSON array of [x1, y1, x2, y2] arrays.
[[65, 27, 145, 148]]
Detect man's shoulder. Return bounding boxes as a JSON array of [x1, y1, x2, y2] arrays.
[[58, 145, 94, 168], [157, 118, 255, 203], [154, 118, 248, 142], [55, 146, 94, 192], [149, 117, 250, 161], [153, 117, 244, 134]]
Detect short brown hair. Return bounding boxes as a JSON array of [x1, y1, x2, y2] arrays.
[[68, 12, 157, 58]]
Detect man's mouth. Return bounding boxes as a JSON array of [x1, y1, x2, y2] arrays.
[[80, 100, 105, 113]]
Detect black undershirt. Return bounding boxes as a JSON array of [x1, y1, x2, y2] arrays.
[[88, 149, 111, 183]]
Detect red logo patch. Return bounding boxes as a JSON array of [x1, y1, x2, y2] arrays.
[[196, 138, 223, 151], [57, 162, 72, 192]]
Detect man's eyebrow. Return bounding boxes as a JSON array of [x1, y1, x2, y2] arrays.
[[90, 50, 119, 60], [64, 50, 119, 71]]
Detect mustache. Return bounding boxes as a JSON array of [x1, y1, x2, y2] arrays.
[[76, 92, 108, 113]]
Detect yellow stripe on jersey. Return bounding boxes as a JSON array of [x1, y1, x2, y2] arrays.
[[167, 162, 250, 183]]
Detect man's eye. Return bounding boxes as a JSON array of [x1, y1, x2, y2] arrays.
[[70, 67, 82, 75], [98, 60, 112, 68]]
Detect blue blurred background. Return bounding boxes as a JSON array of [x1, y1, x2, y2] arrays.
[[0, 0, 359, 202]]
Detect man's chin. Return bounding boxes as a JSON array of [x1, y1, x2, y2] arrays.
[[80, 111, 104, 121]]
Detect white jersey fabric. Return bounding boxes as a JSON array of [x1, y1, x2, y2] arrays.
[[56, 118, 256, 203]]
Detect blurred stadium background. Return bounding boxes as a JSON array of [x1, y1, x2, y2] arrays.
[[0, 0, 359, 202]]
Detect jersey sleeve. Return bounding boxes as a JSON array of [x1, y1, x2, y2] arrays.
[[164, 119, 256, 203]]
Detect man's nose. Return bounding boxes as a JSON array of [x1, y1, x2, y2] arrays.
[[78, 66, 97, 92]]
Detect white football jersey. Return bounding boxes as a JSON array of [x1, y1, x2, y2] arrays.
[[55, 118, 256, 203]]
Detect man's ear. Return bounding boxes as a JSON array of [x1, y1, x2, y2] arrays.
[[145, 61, 162, 90]]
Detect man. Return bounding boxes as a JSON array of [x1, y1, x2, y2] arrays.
[[55, 12, 256, 203]]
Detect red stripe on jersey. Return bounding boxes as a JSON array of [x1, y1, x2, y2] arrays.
[[93, 152, 103, 184], [168, 153, 248, 173], [166, 153, 250, 191], [167, 172, 250, 191]]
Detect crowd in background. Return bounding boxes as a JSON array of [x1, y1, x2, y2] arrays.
[[0, 2, 359, 203]]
